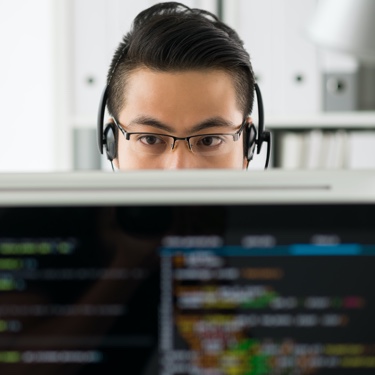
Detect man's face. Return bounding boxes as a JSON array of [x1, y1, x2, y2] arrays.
[[114, 67, 248, 170]]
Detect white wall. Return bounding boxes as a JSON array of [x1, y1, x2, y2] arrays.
[[0, 0, 54, 171]]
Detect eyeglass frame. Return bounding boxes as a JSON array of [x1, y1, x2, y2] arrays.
[[113, 118, 248, 153]]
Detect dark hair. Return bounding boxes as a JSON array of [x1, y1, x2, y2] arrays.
[[107, 2, 255, 120]]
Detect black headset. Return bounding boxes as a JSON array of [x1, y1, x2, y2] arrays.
[[244, 83, 271, 168], [97, 82, 271, 169]]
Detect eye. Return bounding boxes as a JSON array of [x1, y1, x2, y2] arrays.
[[198, 136, 223, 147], [138, 135, 164, 146]]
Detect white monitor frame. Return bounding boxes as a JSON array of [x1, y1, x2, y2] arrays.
[[0, 169, 374, 206]]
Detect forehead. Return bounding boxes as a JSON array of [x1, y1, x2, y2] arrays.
[[120, 67, 242, 122]]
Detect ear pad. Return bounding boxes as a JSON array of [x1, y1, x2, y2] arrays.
[[245, 123, 257, 161], [103, 123, 117, 161]]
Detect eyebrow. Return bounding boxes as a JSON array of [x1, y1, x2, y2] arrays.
[[127, 116, 237, 133]]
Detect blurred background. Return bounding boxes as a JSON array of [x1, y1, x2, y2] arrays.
[[1, 0, 375, 172]]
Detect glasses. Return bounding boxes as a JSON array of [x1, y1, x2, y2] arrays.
[[114, 119, 247, 157]]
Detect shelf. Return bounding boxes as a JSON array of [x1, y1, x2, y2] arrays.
[[265, 111, 375, 130]]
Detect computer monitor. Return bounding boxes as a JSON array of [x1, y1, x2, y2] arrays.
[[0, 169, 374, 374]]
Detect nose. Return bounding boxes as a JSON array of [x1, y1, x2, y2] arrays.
[[163, 141, 199, 169]]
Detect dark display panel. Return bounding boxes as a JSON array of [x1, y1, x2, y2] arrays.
[[0, 204, 374, 374]]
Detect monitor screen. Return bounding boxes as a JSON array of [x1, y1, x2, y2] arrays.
[[0, 202, 374, 374]]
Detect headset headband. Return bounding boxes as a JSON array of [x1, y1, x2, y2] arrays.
[[98, 85, 109, 154]]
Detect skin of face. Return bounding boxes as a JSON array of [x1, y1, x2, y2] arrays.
[[113, 67, 250, 170]]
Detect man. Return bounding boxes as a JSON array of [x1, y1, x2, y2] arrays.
[[97, 2, 270, 170]]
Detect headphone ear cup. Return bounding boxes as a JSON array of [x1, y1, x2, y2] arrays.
[[103, 123, 117, 161], [245, 123, 257, 162]]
